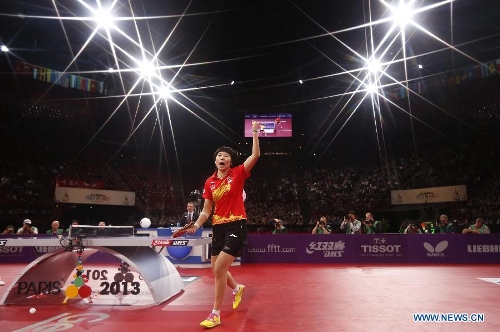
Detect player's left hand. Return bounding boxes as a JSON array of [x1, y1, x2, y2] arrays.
[[251, 121, 260, 131]]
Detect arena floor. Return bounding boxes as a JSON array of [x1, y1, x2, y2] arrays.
[[0, 263, 499, 331]]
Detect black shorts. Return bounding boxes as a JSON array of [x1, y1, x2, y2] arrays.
[[211, 219, 247, 257]]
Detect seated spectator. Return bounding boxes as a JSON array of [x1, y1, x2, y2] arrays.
[[46, 220, 63, 235], [17, 219, 38, 235], [462, 218, 491, 234], [66, 220, 82, 235], [272, 219, 288, 234], [2, 225, 15, 235], [95, 221, 108, 236]]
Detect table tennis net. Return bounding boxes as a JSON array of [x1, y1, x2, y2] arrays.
[[68, 225, 135, 238]]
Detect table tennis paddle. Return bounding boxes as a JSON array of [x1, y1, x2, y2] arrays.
[[172, 222, 195, 238]]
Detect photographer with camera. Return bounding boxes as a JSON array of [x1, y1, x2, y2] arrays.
[[272, 219, 288, 234], [312, 216, 331, 234], [437, 214, 456, 233], [404, 223, 422, 234], [16, 219, 38, 235], [364, 212, 381, 234], [340, 211, 362, 234]]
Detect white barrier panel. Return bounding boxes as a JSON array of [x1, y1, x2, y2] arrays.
[[391, 185, 467, 205], [54, 187, 135, 206]]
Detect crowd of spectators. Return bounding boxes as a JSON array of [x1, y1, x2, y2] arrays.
[[243, 171, 303, 233], [113, 156, 176, 215], [1, 97, 500, 235], [0, 144, 43, 227], [17, 101, 77, 121], [463, 100, 500, 128], [241, 133, 500, 234], [2, 132, 500, 234]]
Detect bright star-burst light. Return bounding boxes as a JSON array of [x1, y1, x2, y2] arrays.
[[3, 0, 482, 176], [138, 60, 157, 79], [293, 0, 464, 167], [41, 0, 242, 185], [94, 8, 115, 29], [366, 58, 382, 74], [366, 83, 378, 95], [19, 0, 243, 190], [391, 0, 414, 28]]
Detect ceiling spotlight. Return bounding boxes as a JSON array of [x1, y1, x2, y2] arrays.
[[158, 86, 171, 100], [1, 45, 9, 52], [418, 64, 423, 69], [108, 67, 114, 73], [231, 80, 234, 85], [299, 80, 303, 84], [366, 59, 381, 73], [95, 9, 115, 29], [392, 2, 414, 28], [366, 83, 378, 95], [139, 60, 156, 78]]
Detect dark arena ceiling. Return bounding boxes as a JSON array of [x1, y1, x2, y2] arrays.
[[1, 0, 500, 174]]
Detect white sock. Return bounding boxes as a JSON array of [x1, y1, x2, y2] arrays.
[[232, 285, 240, 294], [212, 309, 220, 316]]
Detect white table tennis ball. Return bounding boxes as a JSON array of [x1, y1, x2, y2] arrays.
[[140, 217, 151, 228], [29, 308, 36, 314]]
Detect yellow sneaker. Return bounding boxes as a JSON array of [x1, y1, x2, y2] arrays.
[[232, 285, 245, 309], [200, 313, 221, 328]]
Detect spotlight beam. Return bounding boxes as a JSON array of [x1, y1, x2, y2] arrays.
[[304, 84, 366, 163], [132, 2, 204, 184], [312, 94, 369, 168], [99, 96, 165, 173], [66, 76, 146, 169], [411, 21, 493, 71], [9, 0, 492, 175], [24, 0, 104, 124]]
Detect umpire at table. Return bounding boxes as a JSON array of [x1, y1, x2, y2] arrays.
[[179, 201, 200, 227]]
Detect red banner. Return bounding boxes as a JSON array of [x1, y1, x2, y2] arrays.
[[55, 178, 105, 189]]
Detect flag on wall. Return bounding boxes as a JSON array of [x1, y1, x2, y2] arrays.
[[14, 61, 107, 95], [385, 57, 500, 100]]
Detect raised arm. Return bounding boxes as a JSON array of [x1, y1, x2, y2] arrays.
[[243, 121, 261, 173]]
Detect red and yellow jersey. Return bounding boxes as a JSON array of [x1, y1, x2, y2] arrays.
[[203, 164, 249, 225]]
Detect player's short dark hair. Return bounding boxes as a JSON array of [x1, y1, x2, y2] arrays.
[[213, 146, 239, 164]]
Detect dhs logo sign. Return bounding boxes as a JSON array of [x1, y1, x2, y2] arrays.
[[152, 239, 189, 247], [170, 240, 189, 246], [306, 241, 345, 258]]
